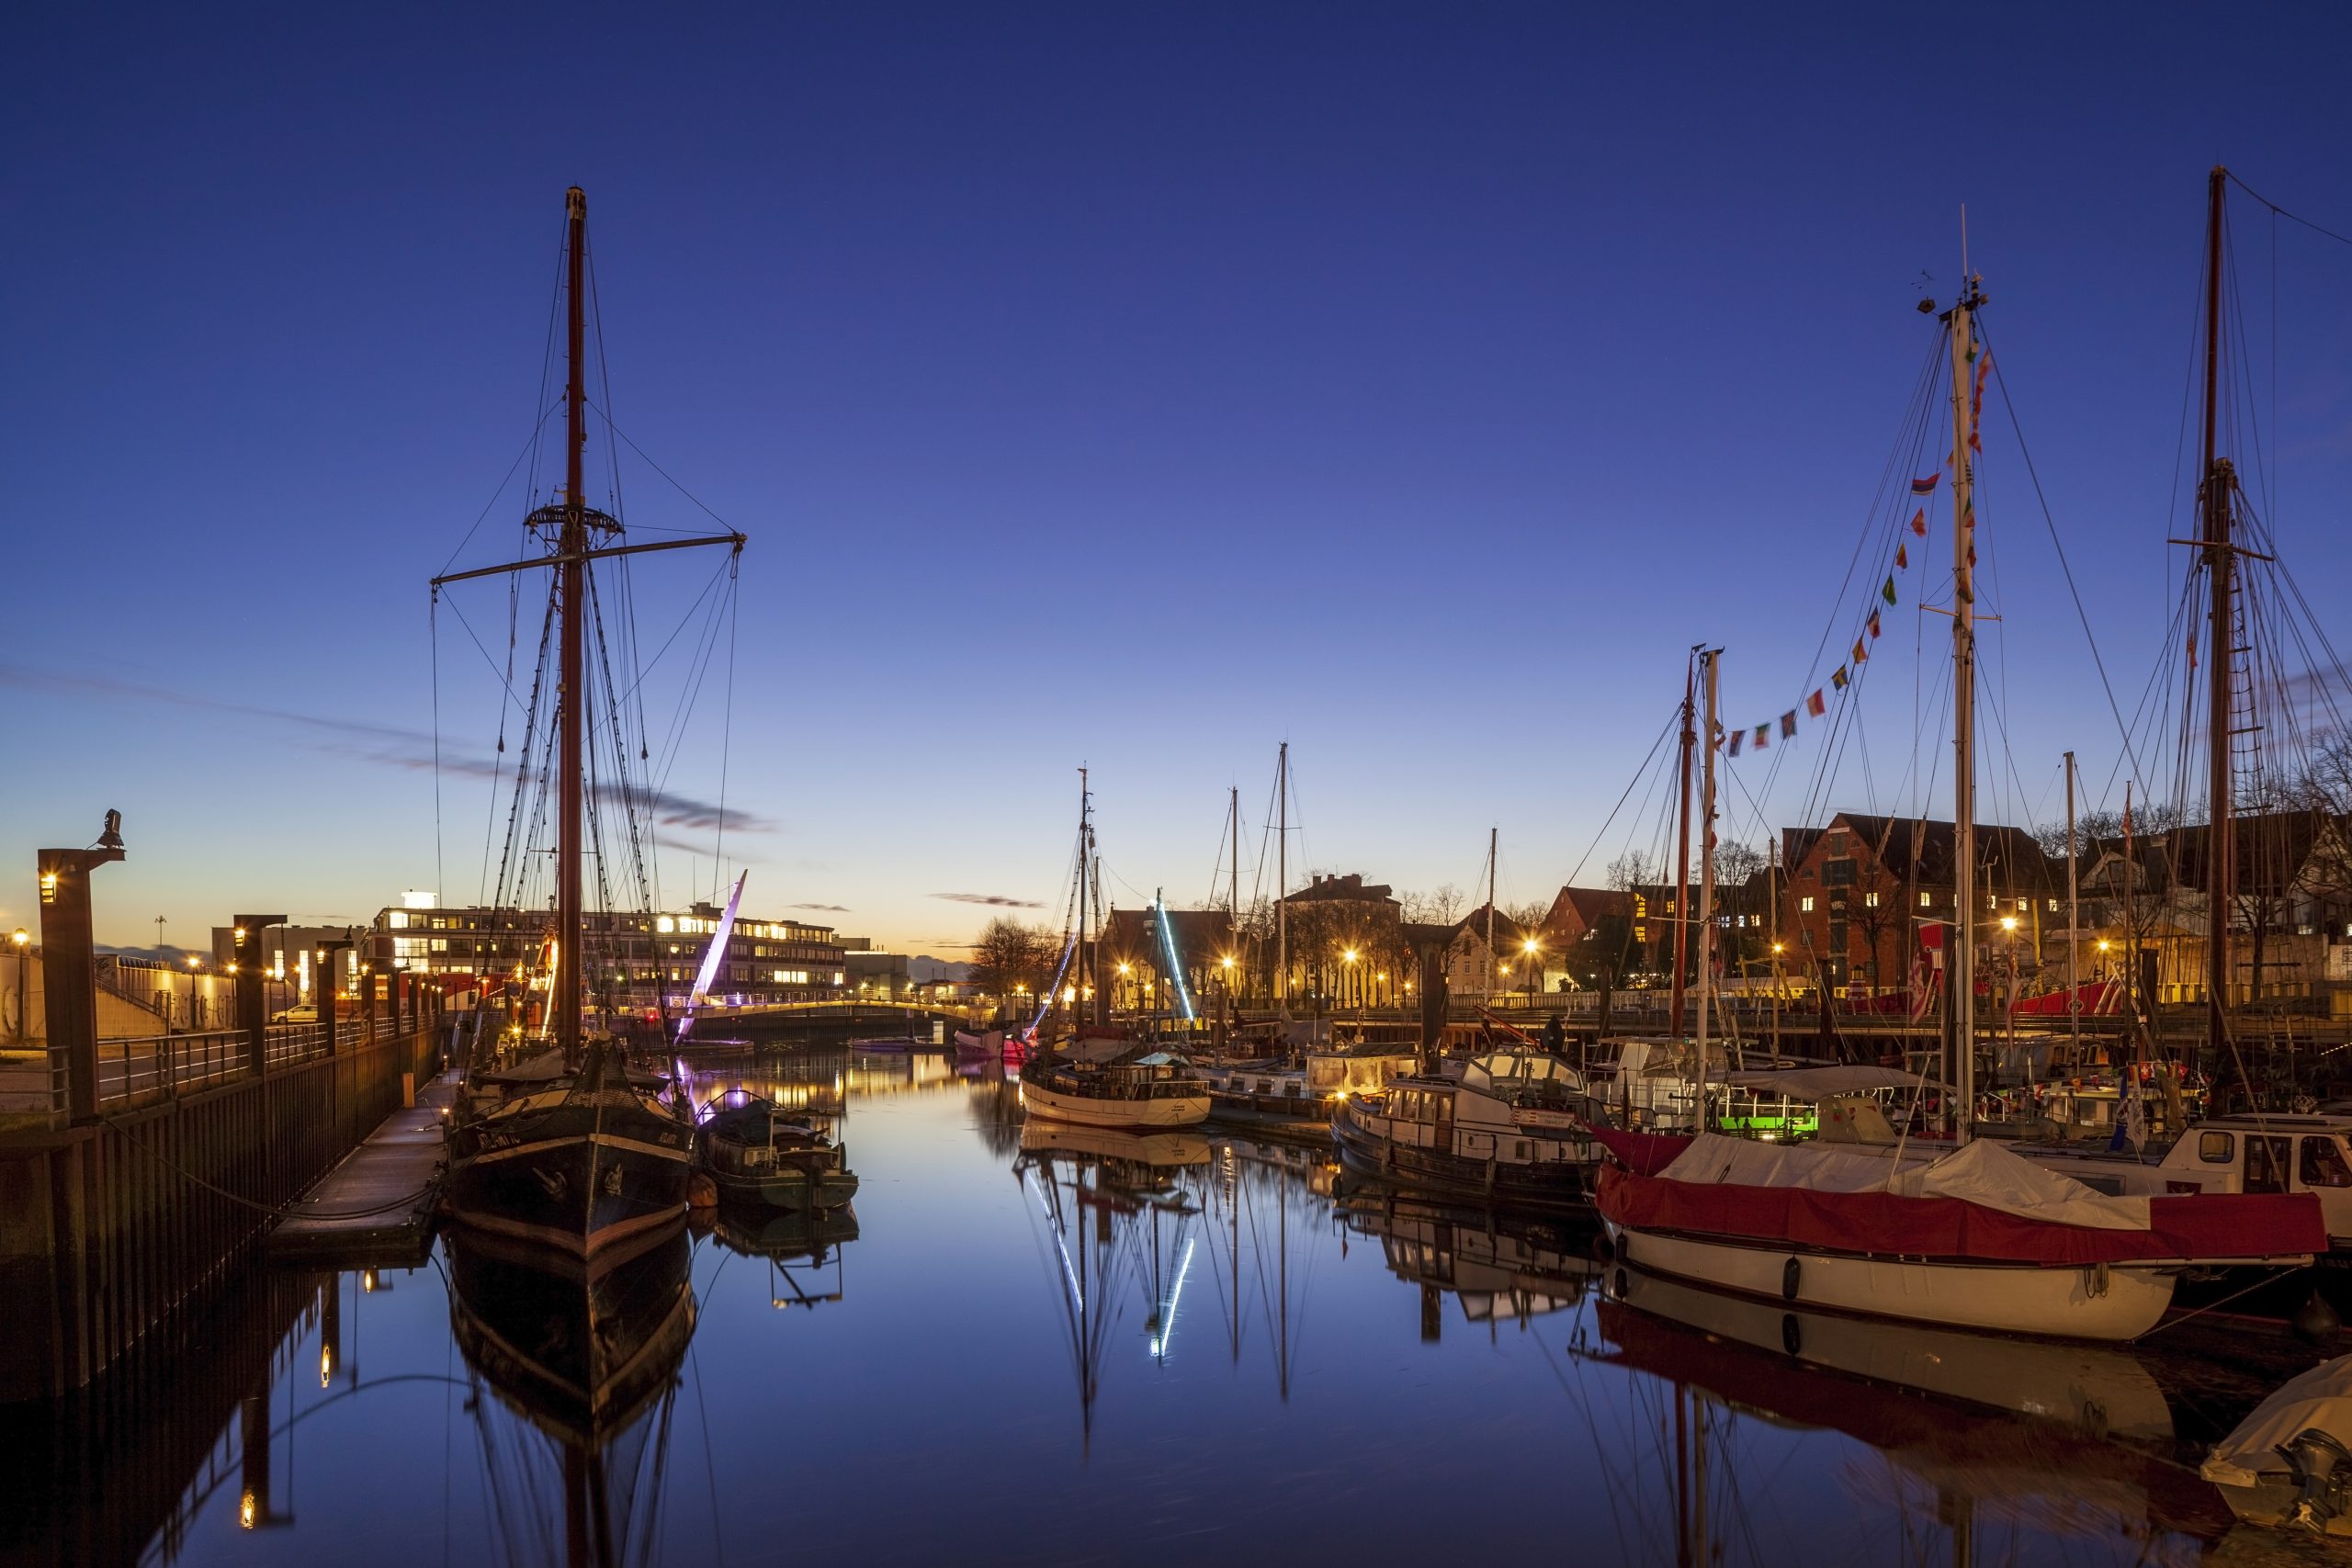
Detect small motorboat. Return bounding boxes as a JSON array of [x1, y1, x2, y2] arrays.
[[1018, 1044, 1211, 1130], [695, 1093, 859, 1211], [2205, 1353, 2352, 1535]]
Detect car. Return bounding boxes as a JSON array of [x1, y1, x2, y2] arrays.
[[270, 1004, 319, 1024]]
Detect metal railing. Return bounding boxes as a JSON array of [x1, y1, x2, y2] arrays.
[[90, 1014, 423, 1112]]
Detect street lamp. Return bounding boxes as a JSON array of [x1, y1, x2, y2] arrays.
[[10, 929, 27, 1043]]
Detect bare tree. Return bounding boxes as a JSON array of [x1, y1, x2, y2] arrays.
[[1401, 884, 1466, 925]]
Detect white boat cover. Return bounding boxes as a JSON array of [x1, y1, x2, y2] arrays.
[[2203, 1354, 2352, 1486], [1658, 1133, 2153, 1230], [1722, 1065, 1930, 1100]]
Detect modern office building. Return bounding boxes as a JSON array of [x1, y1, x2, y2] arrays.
[[368, 893, 846, 1008]]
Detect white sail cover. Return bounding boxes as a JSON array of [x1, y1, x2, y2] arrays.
[[1657, 1133, 2153, 1230], [2203, 1354, 2352, 1487], [1723, 1065, 1930, 1100]]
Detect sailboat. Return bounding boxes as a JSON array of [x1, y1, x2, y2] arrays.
[[439, 187, 739, 1259], [1595, 263, 2326, 1340], [1018, 771, 1213, 1130]]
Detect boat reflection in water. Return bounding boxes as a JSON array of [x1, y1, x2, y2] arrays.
[[1013, 1120, 1208, 1438], [1344, 1198, 1601, 1341], [444, 1220, 695, 1568], [1587, 1261, 2245, 1560], [695, 1202, 857, 1312]]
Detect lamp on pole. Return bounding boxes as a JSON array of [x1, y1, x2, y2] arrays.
[[10, 928, 27, 1043]]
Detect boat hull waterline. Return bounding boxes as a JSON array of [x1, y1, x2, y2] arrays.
[[1017, 1077, 1210, 1130], [1605, 1222, 2179, 1341], [447, 1101, 694, 1258]]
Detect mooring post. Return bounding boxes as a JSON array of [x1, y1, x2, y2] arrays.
[[37, 843, 124, 1121], [232, 915, 283, 1077], [315, 939, 353, 1055]]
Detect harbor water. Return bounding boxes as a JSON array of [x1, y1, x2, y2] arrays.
[[15, 1044, 2347, 1567]]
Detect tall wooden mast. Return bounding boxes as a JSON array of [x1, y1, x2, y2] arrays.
[[1275, 743, 1289, 1021], [557, 186, 588, 1058], [1668, 657, 1696, 1037], [1947, 269, 1985, 1141], [2199, 165, 2237, 1045], [1694, 648, 1719, 1104]]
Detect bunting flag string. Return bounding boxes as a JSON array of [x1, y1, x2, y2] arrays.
[[1804, 690, 1826, 717], [1779, 710, 1798, 739], [1910, 474, 1940, 495], [1895, 541, 1908, 570], [1909, 509, 1928, 536], [1829, 666, 1849, 691], [1728, 728, 1744, 756]]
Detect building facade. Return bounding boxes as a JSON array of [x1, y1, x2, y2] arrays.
[[368, 896, 846, 1009]]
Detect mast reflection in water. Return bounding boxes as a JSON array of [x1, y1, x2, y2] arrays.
[[44, 1059, 2349, 1567], [445, 1223, 694, 1568]]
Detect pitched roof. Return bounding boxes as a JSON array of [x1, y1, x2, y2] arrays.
[[1784, 812, 2056, 891], [1101, 907, 1238, 967], [1279, 873, 1397, 906]]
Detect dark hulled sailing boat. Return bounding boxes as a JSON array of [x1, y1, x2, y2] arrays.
[[438, 187, 742, 1258]]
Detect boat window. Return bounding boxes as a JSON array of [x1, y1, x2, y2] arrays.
[[2301, 1137, 2352, 1190], [2246, 1135, 2292, 1195], [2198, 1132, 2234, 1165]]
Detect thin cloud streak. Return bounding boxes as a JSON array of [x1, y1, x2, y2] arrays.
[[931, 892, 1042, 908]]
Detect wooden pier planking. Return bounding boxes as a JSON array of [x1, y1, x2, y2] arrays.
[[269, 1071, 456, 1268]]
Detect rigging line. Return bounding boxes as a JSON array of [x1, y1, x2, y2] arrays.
[[713, 558, 740, 902], [436, 591, 534, 719], [582, 395, 743, 532], [432, 594, 446, 914], [1561, 707, 1679, 887], [2225, 170, 2352, 252], [436, 402, 564, 577], [1978, 327, 2152, 799]]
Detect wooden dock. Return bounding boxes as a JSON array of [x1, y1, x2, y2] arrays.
[[269, 1071, 455, 1268]]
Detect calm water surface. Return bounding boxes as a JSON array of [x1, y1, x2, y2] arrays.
[[43, 1046, 2352, 1567]]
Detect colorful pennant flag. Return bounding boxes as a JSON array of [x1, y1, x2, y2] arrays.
[[1895, 542, 1908, 570], [1867, 609, 1883, 639], [1830, 666, 1849, 691], [1805, 689, 1826, 717], [1910, 510, 1928, 537], [1754, 724, 1770, 750], [1727, 728, 1745, 757], [1880, 575, 1898, 605], [1852, 637, 1869, 664], [1779, 710, 1798, 739], [1911, 475, 1939, 495]]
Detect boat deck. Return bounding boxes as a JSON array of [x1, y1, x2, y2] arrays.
[[271, 1070, 457, 1268]]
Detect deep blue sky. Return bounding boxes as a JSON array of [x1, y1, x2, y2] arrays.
[[6, 4, 2351, 953]]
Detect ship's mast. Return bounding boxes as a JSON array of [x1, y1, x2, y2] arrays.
[[1485, 827, 1498, 1002], [1694, 649, 1720, 1119], [1077, 768, 1090, 1033], [1947, 270, 1984, 1142], [1669, 657, 1696, 1037], [1275, 743, 1289, 1021], [2199, 165, 2237, 1049], [2064, 750, 2080, 1064], [1228, 785, 1240, 1012], [557, 186, 587, 1059]]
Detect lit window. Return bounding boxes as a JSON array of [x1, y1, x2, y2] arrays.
[[1801, 897, 1815, 913], [1919, 892, 1931, 907], [1864, 892, 1880, 908]]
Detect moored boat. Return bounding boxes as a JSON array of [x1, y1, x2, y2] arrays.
[[1329, 1048, 1599, 1212], [695, 1092, 858, 1210], [1019, 1046, 1211, 1130], [445, 1036, 695, 1258], [1597, 1132, 2324, 1340]]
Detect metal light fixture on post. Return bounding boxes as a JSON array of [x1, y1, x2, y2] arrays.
[[10, 928, 28, 1043], [39, 810, 129, 1121], [232, 916, 285, 1077], [315, 939, 354, 1057]]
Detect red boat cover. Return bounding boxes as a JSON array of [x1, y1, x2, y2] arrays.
[[1595, 1163, 2324, 1265], [1585, 1123, 1692, 1176]]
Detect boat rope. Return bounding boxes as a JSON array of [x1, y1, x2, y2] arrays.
[[98, 1108, 442, 1221], [2137, 1264, 2309, 1337]]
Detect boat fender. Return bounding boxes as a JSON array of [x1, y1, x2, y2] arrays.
[[1780, 1314, 1801, 1358], [1613, 1267, 1629, 1299], [2084, 1260, 2111, 1299], [1781, 1257, 1801, 1303], [2295, 1289, 2344, 1348]]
